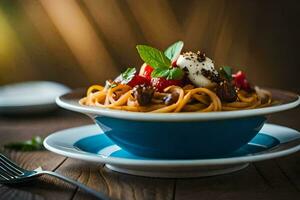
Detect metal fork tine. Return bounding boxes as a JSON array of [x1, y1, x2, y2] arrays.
[[0, 156, 110, 199], [0, 155, 24, 175], [0, 173, 9, 181], [0, 154, 23, 170], [0, 165, 15, 178], [0, 166, 14, 180], [0, 163, 20, 177], [0, 160, 24, 176], [0, 161, 24, 176], [0, 162, 22, 176]]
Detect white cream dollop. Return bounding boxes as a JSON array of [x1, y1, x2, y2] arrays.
[[176, 52, 218, 87]]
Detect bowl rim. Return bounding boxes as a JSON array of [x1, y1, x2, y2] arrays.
[[56, 88, 300, 122]]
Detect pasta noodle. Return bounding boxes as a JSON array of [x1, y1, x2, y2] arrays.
[[79, 84, 273, 112]]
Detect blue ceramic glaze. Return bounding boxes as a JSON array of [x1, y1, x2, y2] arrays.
[[93, 116, 266, 158], [74, 131, 279, 160]]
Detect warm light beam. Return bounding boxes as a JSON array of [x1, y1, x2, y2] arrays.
[[40, 0, 118, 83]]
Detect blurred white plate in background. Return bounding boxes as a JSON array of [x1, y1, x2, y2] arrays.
[[0, 81, 70, 114]]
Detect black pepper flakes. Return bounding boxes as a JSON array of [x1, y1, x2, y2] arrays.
[[196, 51, 206, 62], [201, 68, 222, 83], [183, 67, 189, 74]]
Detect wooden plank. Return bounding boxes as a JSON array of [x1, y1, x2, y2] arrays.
[[254, 157, 300, 193], [0, 151, 73, 200], [267, 110, 300, 192], [276, 153, 300, 191], [175, 164, 265, 200], [0, 111, 92, 200], [53, 159, 108, 200], [50, 158, 176, 200], [175, 163, 299, 200]]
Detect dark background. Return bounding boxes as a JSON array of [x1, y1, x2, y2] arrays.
[[0, 0, 299, 92]]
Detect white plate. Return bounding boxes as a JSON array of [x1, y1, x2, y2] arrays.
[[44, 123, 300, 178], [0, 81, 70, 114]]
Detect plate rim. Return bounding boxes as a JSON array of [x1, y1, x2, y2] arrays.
[[56, 88, 300, 122], [43, 123, 300, 167], [0, 81, 70, 108]]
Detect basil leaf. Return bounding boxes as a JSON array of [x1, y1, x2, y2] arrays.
[[164, 41, 184, 61], [4, 136, 44, 151], [220, 66, 232, 81], [167, 67, 184, 80], [122, 67, 136, 80], [151, 67, 184, 80], [114, 67, 136, 84], [136, 45, 171, 69], [136, 43, 184, 80], [151, 68, 170, 78]]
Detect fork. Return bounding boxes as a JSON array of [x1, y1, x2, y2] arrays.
[[0, 154, 110, 200]]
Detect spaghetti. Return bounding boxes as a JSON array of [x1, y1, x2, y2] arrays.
[[79, 84, 273, 112]]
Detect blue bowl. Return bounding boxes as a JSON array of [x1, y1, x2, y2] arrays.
[[56, 88, 299, 159], [94, 116, 266, 158]]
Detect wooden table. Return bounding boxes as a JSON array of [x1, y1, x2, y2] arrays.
[[0, 109, 299, 200]]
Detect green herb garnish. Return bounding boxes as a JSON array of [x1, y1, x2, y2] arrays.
[[110, 83, 117, 88], [121, 67, 136, 84], [136, 45, 171, 69], [166, 67, 184, 80], [164, 41, 184, 61], [150, 67, 184, 80], [105, 80, 118, 89], [136, 42, 184, 80], [151, 68, 170, 78], [114, 67, 136, 84], [219, 66, 233, 81], [4, 136, 44, 151]]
